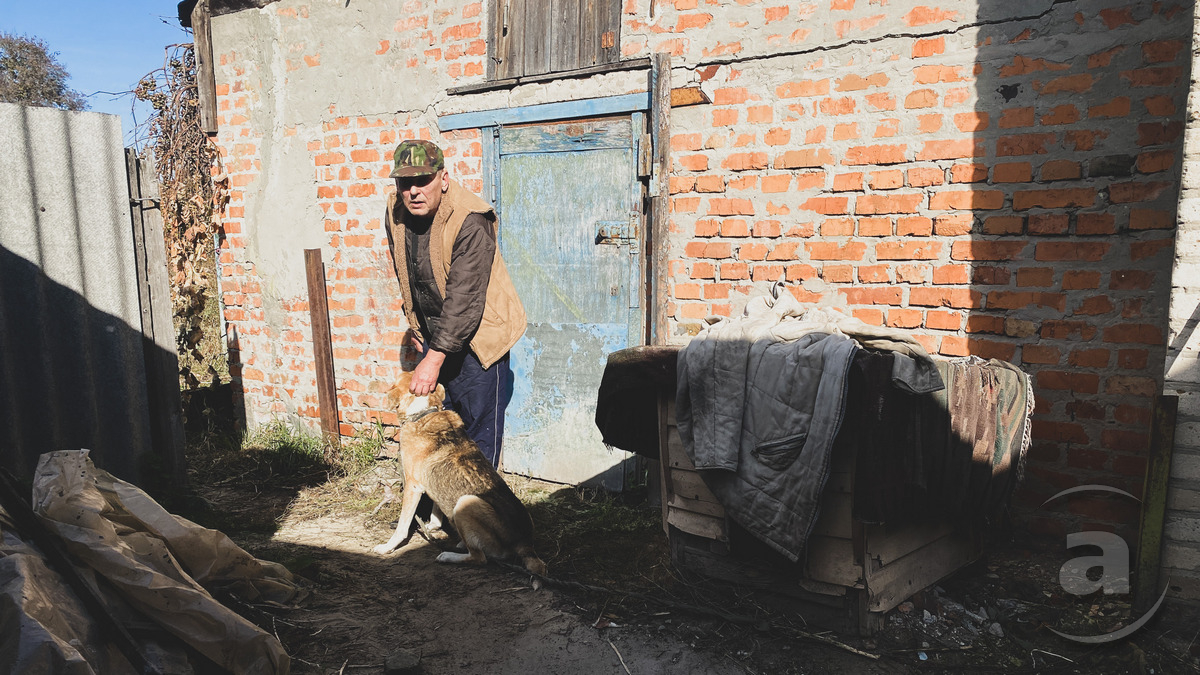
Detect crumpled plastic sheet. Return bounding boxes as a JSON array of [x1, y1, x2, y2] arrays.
[[25, 449, 303, 675], [0, 522, 133, 675]]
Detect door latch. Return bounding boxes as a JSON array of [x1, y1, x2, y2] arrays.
[[594, 217, 638, 245], [594, 215, 642, 309]]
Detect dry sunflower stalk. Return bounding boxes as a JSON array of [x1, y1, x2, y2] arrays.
[[135, 43, 229, 390]]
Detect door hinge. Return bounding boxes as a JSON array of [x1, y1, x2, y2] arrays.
[[628, 213, 641, 310]]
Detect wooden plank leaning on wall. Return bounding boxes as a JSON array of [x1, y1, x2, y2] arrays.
[[304, 249, 341, 448]]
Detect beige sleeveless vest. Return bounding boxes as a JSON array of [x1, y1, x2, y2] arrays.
[[387, 179, 526, 369]]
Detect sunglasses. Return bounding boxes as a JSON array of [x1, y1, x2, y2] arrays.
[[397, 173, 438, 190]]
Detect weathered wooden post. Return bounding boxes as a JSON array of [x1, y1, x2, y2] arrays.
[[304, 249, 341, 447]]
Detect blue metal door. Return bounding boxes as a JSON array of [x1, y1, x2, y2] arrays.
[[496, 116, 645, 489]]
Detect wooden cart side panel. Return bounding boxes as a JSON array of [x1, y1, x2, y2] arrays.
[[669, 493, 726, 517], [667, 469, 728, 539], [864, 519, 958, 568], [669, 528, 852, 606], [659, 386, 981, 633], [669, 467, 718, 502], [664, 396, 729, 540], [666, 429, 698, 471], [667, 505, 727, 541], [864, 529, 982, 613], [804, 535, 864, 587], [797, 577, 849, 598]]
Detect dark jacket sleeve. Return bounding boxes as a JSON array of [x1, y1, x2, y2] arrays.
[[429, 212, 496, 353]]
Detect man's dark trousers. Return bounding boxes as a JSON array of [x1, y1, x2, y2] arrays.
[[439, 351, 513, 468]]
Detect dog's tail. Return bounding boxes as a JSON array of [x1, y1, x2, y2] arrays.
[[517, 544, 546, 576]]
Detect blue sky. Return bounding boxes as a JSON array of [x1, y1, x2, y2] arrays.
[[1, 1, 191, 147]]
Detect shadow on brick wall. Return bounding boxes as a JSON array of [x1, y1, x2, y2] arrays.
[[965, 0, 1191, 539]]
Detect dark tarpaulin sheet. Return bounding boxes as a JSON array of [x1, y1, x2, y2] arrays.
[[594, 345, 680, 459]]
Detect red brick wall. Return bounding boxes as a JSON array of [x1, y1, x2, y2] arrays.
[[217, 119, 483, 432], [647, 1, 1189, 533], [208, 0, 1191, 533], [211, 0, 488, 433]]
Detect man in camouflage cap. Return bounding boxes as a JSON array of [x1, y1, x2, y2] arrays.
[[384, 139, 526, 468]]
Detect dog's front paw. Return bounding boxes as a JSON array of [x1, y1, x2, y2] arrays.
[[374, 543, 396, 555]]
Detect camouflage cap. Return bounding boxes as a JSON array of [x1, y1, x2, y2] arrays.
[[391, 140, 445, 178]]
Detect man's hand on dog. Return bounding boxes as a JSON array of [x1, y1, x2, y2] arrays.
[[410, 343, 445, 396]]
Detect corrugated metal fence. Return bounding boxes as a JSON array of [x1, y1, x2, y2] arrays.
[[0, 103, 183, 489]]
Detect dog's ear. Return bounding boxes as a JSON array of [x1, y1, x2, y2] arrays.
[[430, 383, 447, 409], [386, 384, 407, 408], [387, 372, 413, 408]]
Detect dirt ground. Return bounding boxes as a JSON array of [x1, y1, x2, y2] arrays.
[[192, 469, 1200, 675], [249, 512, 752, 674]]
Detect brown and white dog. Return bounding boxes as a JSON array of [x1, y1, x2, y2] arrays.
[[373, 371, 546, 576]]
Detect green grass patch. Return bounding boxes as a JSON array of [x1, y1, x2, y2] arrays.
[[185, 420, 328, 489], [187, 419, 386, 488], [332, 422, 386, 477], [182, 418, 394, 535]]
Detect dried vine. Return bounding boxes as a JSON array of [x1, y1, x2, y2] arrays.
[[135, 44, 230, 390]]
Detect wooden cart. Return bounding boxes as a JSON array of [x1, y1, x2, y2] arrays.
[[657, 394, 982, 635]]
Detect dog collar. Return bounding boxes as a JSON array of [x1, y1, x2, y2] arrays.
[[403, 406, 441, 424]]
